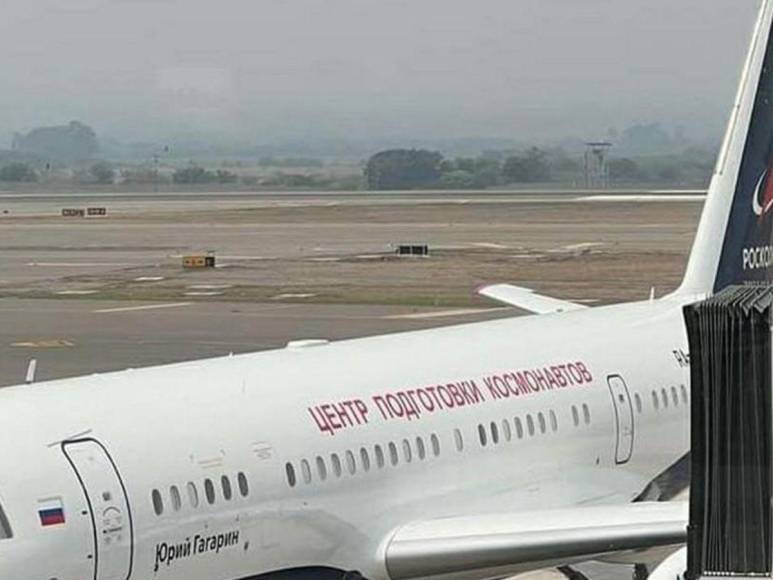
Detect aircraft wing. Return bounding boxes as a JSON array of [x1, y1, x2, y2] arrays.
[[385, 502, 687, 579], [477, 283, 588, 314]]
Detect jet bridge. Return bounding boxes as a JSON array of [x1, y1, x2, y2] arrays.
[[683, 285, 773, 579]]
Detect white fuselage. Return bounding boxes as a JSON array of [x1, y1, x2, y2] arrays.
[[0, 297, 692, 580]]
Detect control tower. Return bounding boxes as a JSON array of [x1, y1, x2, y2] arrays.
[[584, 142, 612, 189]]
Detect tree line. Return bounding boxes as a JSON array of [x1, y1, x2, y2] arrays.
[[364, 148, 551, 190], [0, 147, 714, 189], [0, 162, 239, 185], [364, 147, 713, 190]]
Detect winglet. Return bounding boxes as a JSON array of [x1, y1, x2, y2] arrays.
[[477, 284, 588, 314]]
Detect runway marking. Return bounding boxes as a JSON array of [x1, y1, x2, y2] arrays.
[[187, 284, 232, 290], [94, 302, 193, 314], [57, 290, 98, 295], [11, 339, 74, 348], [184, 291, 223, 297], [169, 255, 268, 261], [471, 242, 508, 249], [272, 293, 318, 300], [562, 242, 604, 251], [27, 262, 135, 267], [576, 194, 706, 203], [385, 308, 506, 320], [135, 276, 165, 282]]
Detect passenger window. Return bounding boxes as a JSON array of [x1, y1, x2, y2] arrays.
[[360, 447, 371, 472], [301, 459, 312, 484], [526, 415, 535, 436], [478, 424, 487, 446], [538, 412, 546, 434], [582, 404, 591, 425], [402, 439, 413, 463], [680, 384, 689, 404], [415, 437, 426, 460], [204, 478, 216, 504], [571, 406, 579, 426], [221, 476, 233, 501], [169, 485, 182, 512], [454, 428, 464, 452], [502, 420, 512, 442], [152, 489, 164, 516], [431, 433, 441, 456], [549, 410, 558, 432], [515, 417, 524, 439], [374, 445, 385, 468], [237, 472, 249, 497], [490, 422, 500, 444], [634, 393, 642, 414], [661, 389, 669, 409], [671, 386, 679, 406], [316, 456, 328, 481], [389, 442, 399, 466], [331, 453, 342, 477], [652, 390, 660, 410], [285, 463, 297, 488], [187, 482, 200, 507], [345, 450, 356, 475]]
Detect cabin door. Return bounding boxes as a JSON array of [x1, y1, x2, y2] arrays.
[[607, 375, 635, 464], [62, 438, 134, 580]]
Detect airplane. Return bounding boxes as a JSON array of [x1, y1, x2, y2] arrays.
[[3, 0, 773, 579]]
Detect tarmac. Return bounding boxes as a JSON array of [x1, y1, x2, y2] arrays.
[[0, 298, 511, 387], [0, 189, 702, 306]]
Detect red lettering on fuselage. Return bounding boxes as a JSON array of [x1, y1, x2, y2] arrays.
[[307, 360, 594, 434]]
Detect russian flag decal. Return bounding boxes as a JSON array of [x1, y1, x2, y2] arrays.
[[38, 497, 65, 527]]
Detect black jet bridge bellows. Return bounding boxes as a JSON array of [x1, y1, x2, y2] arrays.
[[684, 285, 773, 579]]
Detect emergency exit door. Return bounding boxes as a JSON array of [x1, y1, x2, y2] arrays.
[[62, 439, 134, 580], [607, 375, 634, 464]]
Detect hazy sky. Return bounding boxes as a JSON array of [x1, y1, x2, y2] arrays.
[[0, 0, 762, 144]]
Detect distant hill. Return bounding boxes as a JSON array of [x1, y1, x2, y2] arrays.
[[12, 121, 99, 163], [0, 149, 44, 166]]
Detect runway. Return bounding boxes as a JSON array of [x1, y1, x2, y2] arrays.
[[0, 189, 702, 307], [0, 188, 705, 217]]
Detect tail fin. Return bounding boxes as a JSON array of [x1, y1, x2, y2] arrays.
[[679, 0, 773, 295]]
